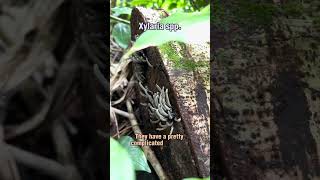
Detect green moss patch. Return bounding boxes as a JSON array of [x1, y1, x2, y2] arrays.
[[159, 42, 208, 71]]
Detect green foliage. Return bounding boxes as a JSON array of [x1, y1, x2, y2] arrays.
[[123, 5, 210, 59], [112, 7, 133, 16], [111, 135, 210, 180], [118, 136, 151, 173], [130, 0, 161, 8], [110, 138, 135, 180], [112, 23, 131, 49], [129, 0, 196, 12], [114, 0, 209, 12]]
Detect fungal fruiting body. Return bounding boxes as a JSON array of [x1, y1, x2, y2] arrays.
[[139, 82, 180, 135]]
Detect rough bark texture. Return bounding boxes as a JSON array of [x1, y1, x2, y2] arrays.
[[131, 7, 210, 179], [212, 0, 320, 179]]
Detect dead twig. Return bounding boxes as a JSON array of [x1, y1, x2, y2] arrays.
[[111, 107, 131, 119], [126, 100, 169, 180], [110, 15, 130, 25]]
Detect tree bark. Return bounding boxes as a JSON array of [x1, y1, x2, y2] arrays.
[[131, 7, 210, 179], [212, 0, 320, 179]]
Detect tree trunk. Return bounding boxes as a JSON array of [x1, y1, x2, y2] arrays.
[[131, 7, 210, 179], [212, 0, 320, 179]]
